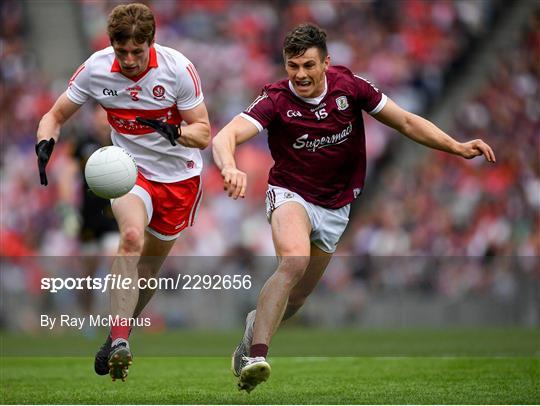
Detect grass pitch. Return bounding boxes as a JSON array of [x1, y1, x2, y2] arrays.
[[1, 328, 539, 404]]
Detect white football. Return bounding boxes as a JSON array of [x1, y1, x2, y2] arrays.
[[84, 146, 138, 199]]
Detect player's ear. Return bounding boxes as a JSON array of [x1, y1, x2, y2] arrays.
[[323, 55, 330, 71]]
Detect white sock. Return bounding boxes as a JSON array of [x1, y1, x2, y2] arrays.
[[111, 338, 129, 348]]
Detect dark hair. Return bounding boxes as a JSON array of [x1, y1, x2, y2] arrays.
[[283, 23, 328, 61], [107, 3, 155, 45]]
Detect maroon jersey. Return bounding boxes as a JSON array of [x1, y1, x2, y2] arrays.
[[241, 65, 386, 209]]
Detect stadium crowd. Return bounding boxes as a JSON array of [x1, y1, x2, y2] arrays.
[[1, 0, 537, 330], [335, 10, 540, 298]]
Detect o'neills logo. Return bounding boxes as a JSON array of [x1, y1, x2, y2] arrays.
[[293, 122, 352, 152]]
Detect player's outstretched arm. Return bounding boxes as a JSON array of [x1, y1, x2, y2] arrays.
[[177, 102, 211, 149], [212, 115, 259, 199], [35, 92, 82, 185], [374, 98, 496, 163], [37, 92, 81, 143]]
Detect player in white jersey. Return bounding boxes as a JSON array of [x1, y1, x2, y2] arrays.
[[35, 3, 211, 381]]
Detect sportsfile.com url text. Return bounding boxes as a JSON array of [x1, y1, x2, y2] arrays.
[[41, 274, 252, 293]]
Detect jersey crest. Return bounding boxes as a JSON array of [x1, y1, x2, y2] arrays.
[[335, 96, 349, 110]]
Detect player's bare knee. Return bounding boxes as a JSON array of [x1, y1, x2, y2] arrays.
[[118, 226, 144, 255], [277, 256, 309, 286], [279, 255, 310, 271]]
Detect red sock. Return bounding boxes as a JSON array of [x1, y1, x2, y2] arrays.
[[110, 320, 130, 341], [250, 343, 268, 358]]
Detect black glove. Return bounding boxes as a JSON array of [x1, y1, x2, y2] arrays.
[[35, 138, 56, 186], [136, 117, 181, 146]]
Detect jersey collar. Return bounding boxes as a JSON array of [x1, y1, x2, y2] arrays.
[[288, 75, 328, 105], [110, 46, 158, 81]]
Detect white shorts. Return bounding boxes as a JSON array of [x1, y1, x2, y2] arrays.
[[265, 185, 350, 254]]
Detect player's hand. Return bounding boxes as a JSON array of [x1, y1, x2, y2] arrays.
[[457, 139, 496, 163], [136, 117, 181, 146], [221, 166, 247, 199], [35, 138, 56, 186]]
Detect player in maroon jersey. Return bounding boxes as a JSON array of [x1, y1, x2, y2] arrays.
[[212, 23, 495, 392]]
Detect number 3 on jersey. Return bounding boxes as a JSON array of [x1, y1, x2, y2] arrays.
[[315, 108, 328, 120]]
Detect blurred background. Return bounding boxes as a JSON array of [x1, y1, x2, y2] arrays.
[[0, 0, 539, 341]]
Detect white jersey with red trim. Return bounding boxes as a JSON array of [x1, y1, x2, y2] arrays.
[[66, 43, 204, 183]]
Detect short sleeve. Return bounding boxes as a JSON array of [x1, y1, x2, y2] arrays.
[[240, 90, 275, 131], [176, 62, 204, 111], [353, 75, 387, 115], [66, 61, 91, 105]]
